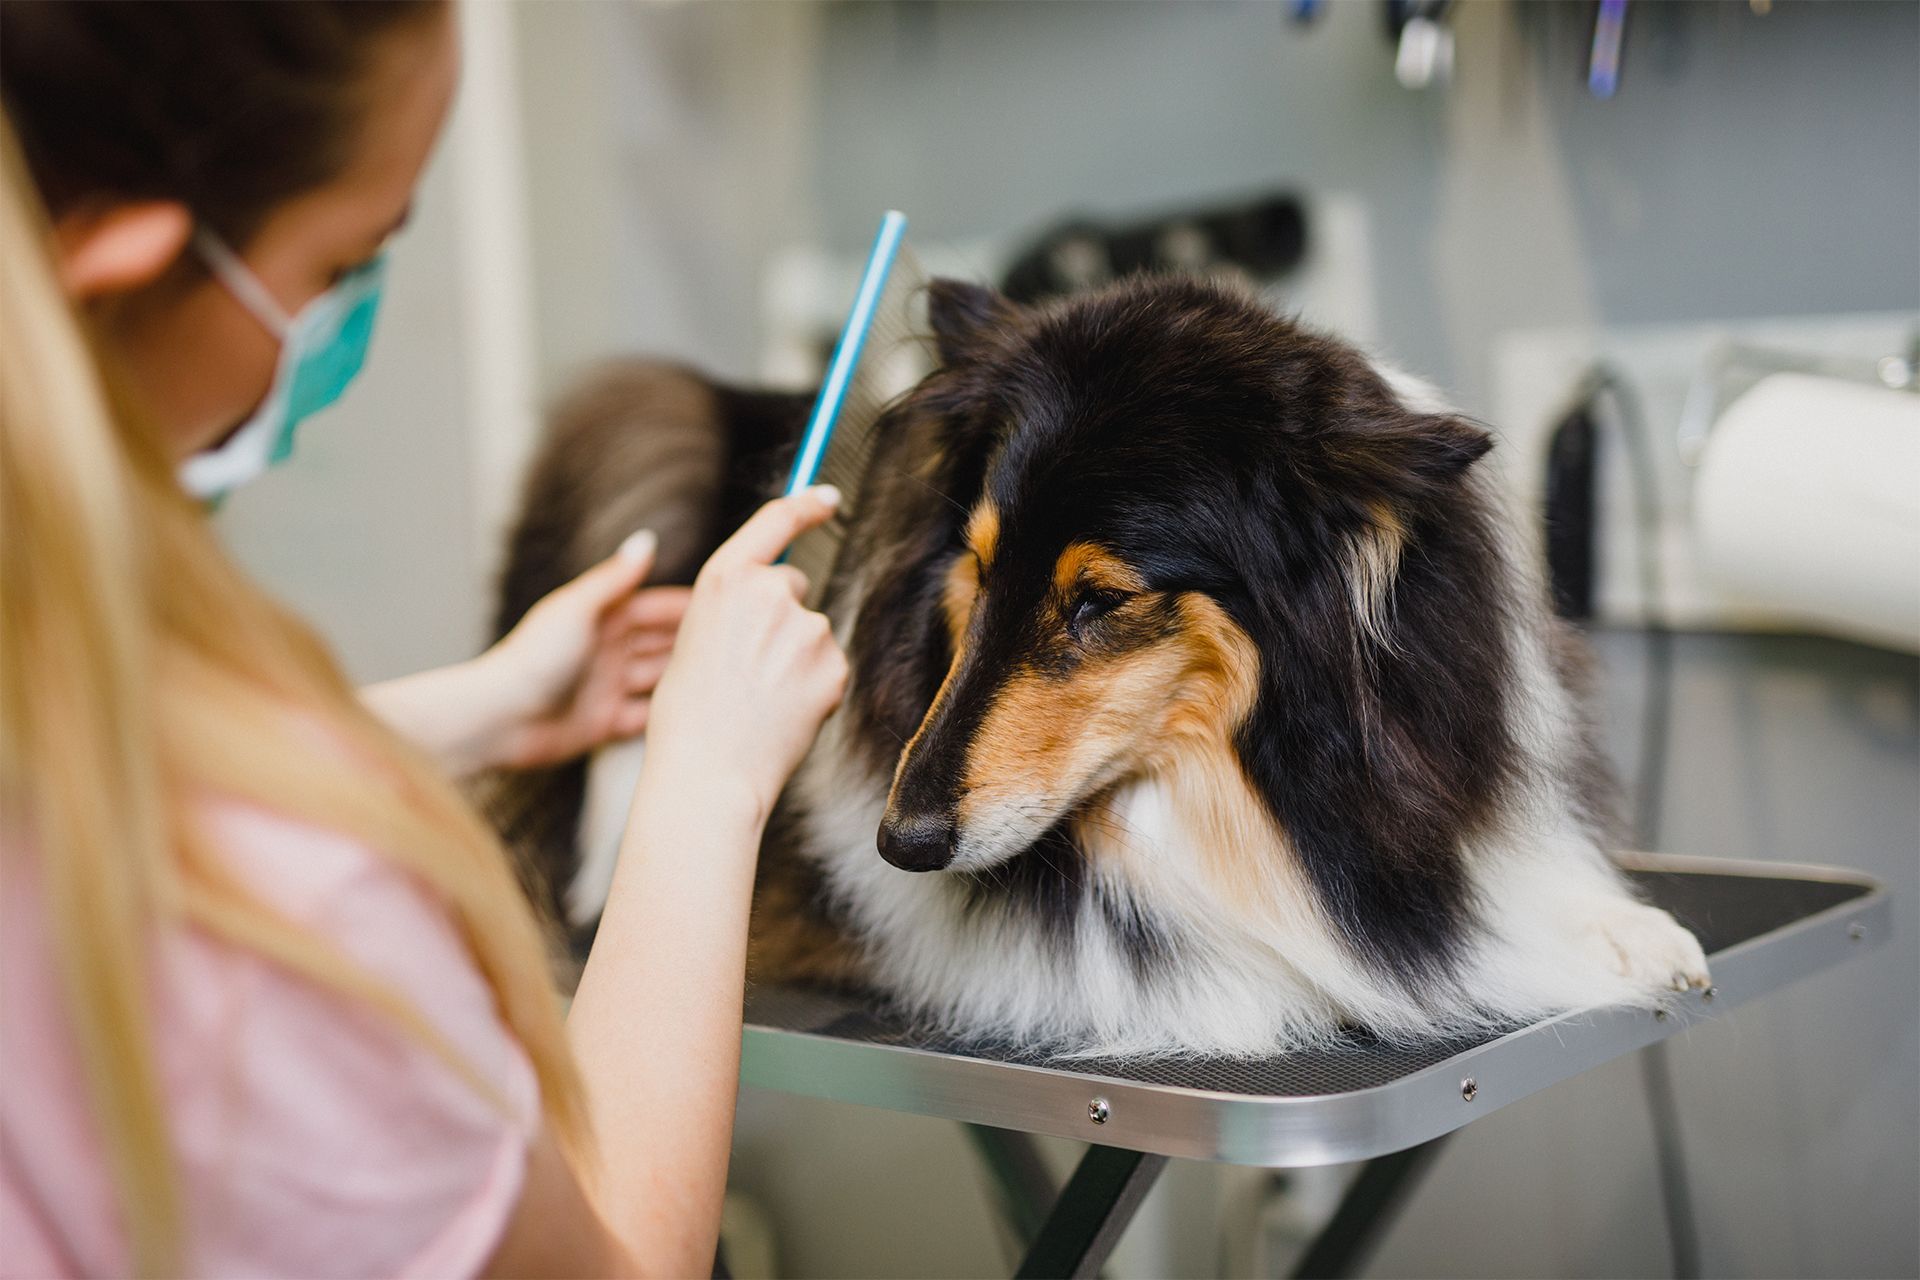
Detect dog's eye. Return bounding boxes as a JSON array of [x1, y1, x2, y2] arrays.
[[1068, 589, 1126, 639]]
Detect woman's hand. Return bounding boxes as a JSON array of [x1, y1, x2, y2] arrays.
[[361, 531, 690, 776], [481, 532, 691, 770], [643, 487, 849, 824]]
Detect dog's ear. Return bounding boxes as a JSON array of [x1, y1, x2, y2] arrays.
[[1319, 412, 1492, 506], [928, 279, 1018, 366]]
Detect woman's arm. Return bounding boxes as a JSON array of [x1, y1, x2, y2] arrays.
[[359, 654, 537, 778], [562, 756, 766, 1274], [479, 763, 764, 1280], [486, 489, 845, 1278], [363, 531, 690, 777]]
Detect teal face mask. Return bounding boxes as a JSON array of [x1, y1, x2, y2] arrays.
[[178, 228, 387, 500]]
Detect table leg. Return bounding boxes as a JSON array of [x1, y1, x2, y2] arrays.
[[966, 1124, 1061, 1248], [1288, 1136, 1449, 1279], [1013, 1144, 1169, 1280]]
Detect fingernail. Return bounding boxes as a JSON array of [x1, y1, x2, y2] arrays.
[[618, 529, 658, 565], [808, 484, 842, 510]]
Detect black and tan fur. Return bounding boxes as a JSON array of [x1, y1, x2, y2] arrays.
[[488, 276, 1708, 1053]]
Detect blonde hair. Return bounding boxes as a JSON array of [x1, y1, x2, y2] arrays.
[[0, 121, 589, 1273]]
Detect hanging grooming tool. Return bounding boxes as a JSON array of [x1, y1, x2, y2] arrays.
[[1542, 396, 1601, 620], [781, 210, 930, 609], [1386, 0, 1454, 89], [1588, 0, 1628, 99]]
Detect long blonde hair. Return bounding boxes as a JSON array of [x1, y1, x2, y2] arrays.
[[0, 121, 589, 1273]]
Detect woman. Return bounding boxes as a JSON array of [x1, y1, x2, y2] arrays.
[[0, 3, 846, 1275]]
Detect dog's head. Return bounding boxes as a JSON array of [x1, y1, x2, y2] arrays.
[[842, 277, 1515, 947]]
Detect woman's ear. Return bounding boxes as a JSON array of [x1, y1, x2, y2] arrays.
[[54, 200, 194, 300], [927, 278, 1018, 366]]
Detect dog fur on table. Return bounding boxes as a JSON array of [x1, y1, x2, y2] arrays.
[[484, 275, 1709, 1056]]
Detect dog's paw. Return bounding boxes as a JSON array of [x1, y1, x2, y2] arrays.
[[1581, 899, 1712, 993]]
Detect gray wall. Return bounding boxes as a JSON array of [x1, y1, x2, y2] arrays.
[[806, 0, 1918, 415]]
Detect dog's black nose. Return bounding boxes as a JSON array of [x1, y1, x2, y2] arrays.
[[877, 813, 957, 871]]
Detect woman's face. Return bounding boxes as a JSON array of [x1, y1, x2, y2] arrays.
[[80, 8, 460, 462]]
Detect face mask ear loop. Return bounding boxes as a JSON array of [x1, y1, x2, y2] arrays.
[[193, 227, 293, 339]]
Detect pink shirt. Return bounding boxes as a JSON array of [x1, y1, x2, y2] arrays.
[[1, 802, 540, 1278]]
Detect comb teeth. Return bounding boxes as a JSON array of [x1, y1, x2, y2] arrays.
[[785, 224, 933, 609]]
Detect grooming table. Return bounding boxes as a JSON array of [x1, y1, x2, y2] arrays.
[[739, 855, 1886, 1277]]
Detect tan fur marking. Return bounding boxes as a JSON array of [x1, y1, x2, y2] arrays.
[[1155, 734, 1332, 936], [941, 552, 980, 652], [965, 502, 1000, 568], [1017, 598, 1330, 938], [1157, 594, 1262, 744], [958, 663, 1116, 823], [1149, 598, 1345, 926], [1052, 542, 1149, 597], [1349, 503, 1405, 647], [956, 591, 1262, 862]]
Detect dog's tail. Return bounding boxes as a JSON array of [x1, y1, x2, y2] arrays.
[[475, 360, 808, 937]]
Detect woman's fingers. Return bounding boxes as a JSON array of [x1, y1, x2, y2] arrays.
[[611, 586, 691, 630], [565, 530, 657, 611], [601, 588, 691, 655], [625, 628, 677, 659], [624, 651, 671, 694], [612, 696, 651, 738], [771, 564, 809, 602], [706, 487, 840, 571]]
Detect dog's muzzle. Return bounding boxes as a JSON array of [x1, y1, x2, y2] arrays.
[[877, 811, 957, 872]]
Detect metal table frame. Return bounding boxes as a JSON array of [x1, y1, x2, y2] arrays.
[[740, 856, 1887, 1277]]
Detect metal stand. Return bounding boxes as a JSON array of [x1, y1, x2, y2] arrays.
[[1288, 1138, 1449, 1279], [967, 1125, 1061, 1249], [968, 1132, 1446, 1280], [1012, 1144, 1169, 1279]]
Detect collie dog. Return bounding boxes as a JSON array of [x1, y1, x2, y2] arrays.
[[490, 276, 1709, 1055]]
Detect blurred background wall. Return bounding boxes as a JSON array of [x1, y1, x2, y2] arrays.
[[219, 1, 1918, 1275]]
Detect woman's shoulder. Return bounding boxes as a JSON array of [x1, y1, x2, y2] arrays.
[[193, 804, 542, 1275], [197, 797, 534, 1062], [198, 796, 402, 919]]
